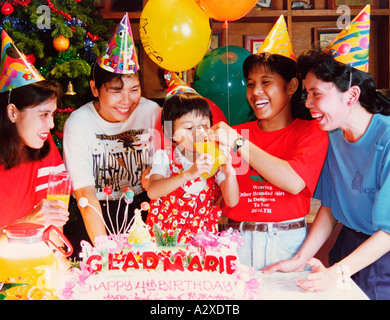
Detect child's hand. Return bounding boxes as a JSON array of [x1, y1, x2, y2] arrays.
[[219, 144, 235, 177], [185, 153, 213, 180]]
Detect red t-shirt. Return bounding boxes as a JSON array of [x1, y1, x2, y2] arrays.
[[224, 119, 329, 222], [0, 135, 65, 227]]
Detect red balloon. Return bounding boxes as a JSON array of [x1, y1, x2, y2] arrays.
[[205, 98, 228, 125], [196, 0, 257, 21]]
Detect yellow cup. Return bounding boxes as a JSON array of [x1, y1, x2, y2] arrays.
[[194, 128, 226, 179]]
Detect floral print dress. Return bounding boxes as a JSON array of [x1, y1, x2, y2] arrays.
[[146, 145, 222, 243]]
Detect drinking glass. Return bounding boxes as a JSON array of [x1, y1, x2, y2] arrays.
[[46, 172, 72, 207], [193, 128, 227, 179]]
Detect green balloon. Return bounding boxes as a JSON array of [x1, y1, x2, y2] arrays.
[[193, 46, 252, 126]]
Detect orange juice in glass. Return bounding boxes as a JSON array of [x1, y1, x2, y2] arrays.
[[194, 128, 226, 179], [46, 172, 71, 207]]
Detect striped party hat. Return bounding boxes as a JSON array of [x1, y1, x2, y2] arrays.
[[0, 30, 45, 93], [324, 5, 370, 72]]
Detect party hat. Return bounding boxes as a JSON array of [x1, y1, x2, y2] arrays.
[[256, 15, 296, 61], [0, 30, 45, 93], [324, 5, 370, 72], [164, 71, 198, 100], [96, 13, 139, 74]]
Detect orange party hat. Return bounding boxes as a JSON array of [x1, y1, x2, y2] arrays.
[[164, 71, 198, 100], [256, 15, 296, 61], [324, 5, 370, 72], [96, 13, 139, 74], [0, 30, 45, 93]]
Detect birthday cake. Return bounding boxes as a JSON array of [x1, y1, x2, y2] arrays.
[[61, 197, 261, 300]]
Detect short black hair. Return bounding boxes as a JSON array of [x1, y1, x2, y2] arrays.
[[161, 92, 212, 139], [92, 63, 140, 90]]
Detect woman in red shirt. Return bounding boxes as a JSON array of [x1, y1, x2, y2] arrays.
[[214, 51, 328, 270], [0, 31, 69, 236], [0, 80, 69, 232]]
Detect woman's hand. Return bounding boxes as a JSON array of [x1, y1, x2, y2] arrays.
[[262, 254, 308, 274], [212, 122, 240, 149], [19, 199, 70, 227], [297, 258, 340, 292]]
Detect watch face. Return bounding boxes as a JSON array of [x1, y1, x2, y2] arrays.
[[236, 139, 244, 146]]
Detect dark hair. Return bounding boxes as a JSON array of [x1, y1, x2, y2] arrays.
[[161, 92, 212, 139], [0, 80, 63, 170], [297, 49, 390, 115], [243, 52, 312, 120], [78, 63, 142, 107], [92, 63, 141, 90]]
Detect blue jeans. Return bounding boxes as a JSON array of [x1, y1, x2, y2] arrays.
[[237, 218, 307, 270]]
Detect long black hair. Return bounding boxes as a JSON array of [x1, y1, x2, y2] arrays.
[[0, 80, 63, 169], [297, 49, 390, 115], [243, 52, 312, 120]]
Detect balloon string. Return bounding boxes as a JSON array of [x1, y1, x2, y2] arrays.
[[224, 20, 230, 125]]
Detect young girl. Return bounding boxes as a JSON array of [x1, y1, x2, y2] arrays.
[[146, 91, 239, 243], [213, 16, 329, 270]]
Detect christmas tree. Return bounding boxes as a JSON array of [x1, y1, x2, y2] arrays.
[[0, 0, 114, 146]]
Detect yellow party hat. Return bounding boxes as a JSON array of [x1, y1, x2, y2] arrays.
[[256, 15, 296, 61], [324, 5, 370, 72]]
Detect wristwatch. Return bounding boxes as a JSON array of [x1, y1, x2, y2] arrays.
[[233, 137, 246, 153]]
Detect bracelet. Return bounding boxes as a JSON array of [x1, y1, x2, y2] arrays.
[[335, 263, 351, 289]]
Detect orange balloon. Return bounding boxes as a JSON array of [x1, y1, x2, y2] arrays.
[[196, 0, 258, 21]]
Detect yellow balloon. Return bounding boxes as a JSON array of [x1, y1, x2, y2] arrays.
[[140, 0, 211, 72]]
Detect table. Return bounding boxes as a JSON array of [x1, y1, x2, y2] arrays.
[[57, 270, 368, 300], [260, 271, 368, 300]]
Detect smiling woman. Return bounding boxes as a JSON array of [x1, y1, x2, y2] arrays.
[[89, 67, 142, 123], [0, 29, 71, 241], [5, 83, 61, 152], [62, 13, 161, 259], [0, 80, 70, 231]]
